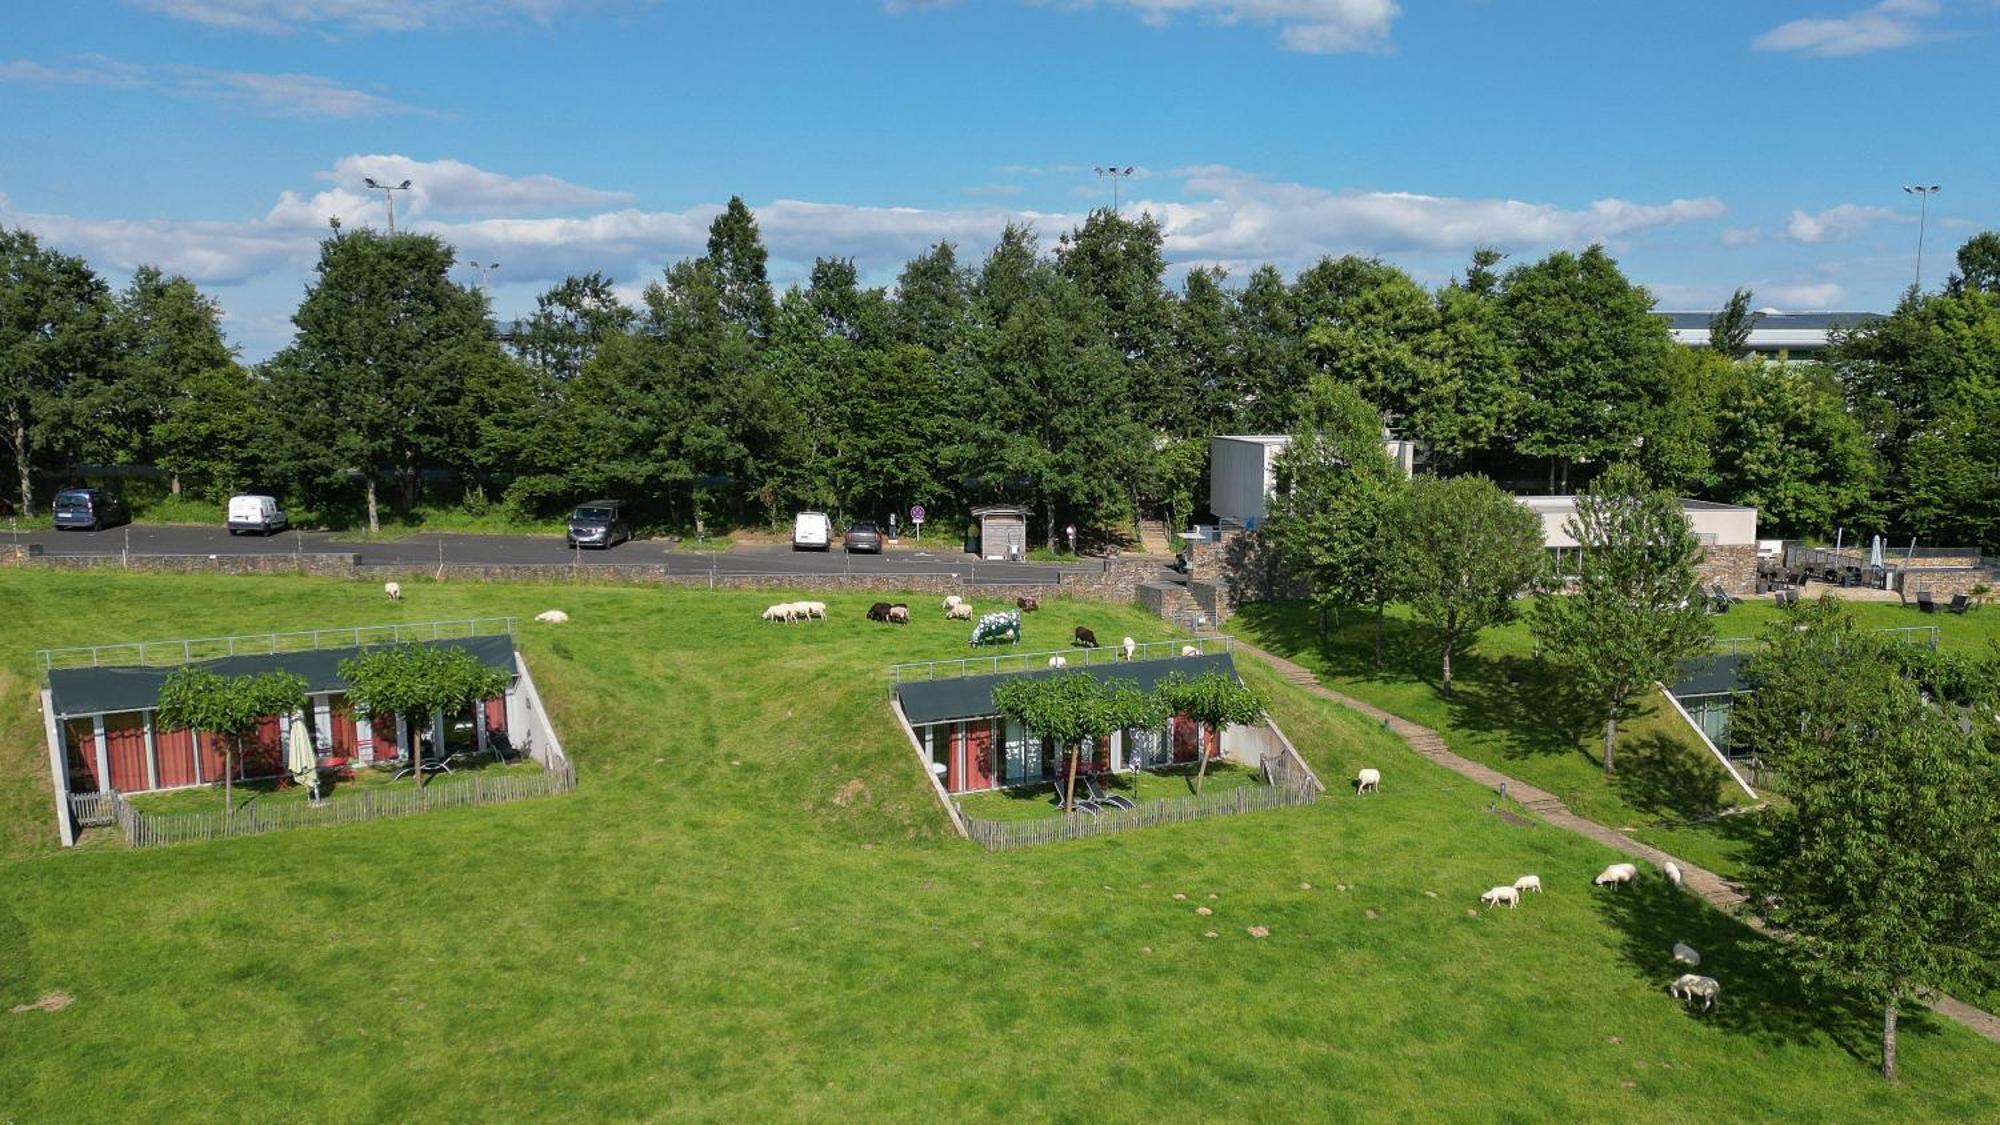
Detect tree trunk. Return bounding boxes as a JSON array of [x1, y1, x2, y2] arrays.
[[1317, 603, 1329, 642], [1602, 716, 1619, 774], [1063, 742, 1081, 813], [1440, 638, 1455, 699], [222, 738, 236, 817], [400, 453, 418, 513], [1194, 723, 1212, 794], [1547, 456, 1557, 494], [1882, 989, 1900, 1082], [365, 477, 380, 535], [8, 404, 31, 516], [1373, 597, 1386, 671]]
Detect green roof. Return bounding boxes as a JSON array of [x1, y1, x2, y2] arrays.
[[1669, 653, 1744, 699], [894, 653, 1239, 726], [46, 635, 517, 719]]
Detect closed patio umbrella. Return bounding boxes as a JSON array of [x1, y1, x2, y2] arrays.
[[1869, 535, 1884, 568], [286, 712, 320, 802]]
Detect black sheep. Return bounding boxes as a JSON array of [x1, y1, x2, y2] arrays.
[[1073, 626, 1099, 648], [867, 602, 893, 622], [1017, 596, 1040, 612]]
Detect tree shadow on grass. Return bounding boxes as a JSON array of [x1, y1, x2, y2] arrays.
[[1439, 651, 1601, 760], [1591, 877, 1951, 1065], [1612, 731, 1728, 821]]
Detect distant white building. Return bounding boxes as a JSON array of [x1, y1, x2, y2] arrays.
[[1209, 434, 1419, 528], [1662, 310, 1882, 362], [1520, 495, 1758, 590]]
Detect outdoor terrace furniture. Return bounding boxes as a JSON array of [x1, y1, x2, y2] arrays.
[[1916, 591, 1938, 614], [1083, 774, 1136, 811], [1949, 594, 1970, 615], [1774, 589, 1800, 609], [391, 741, 458, 782]]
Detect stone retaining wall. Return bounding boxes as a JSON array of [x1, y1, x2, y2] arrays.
[[1895, 567, 1997, 602], [1696, 544, 1758, 597], [1, 550, 362, 577]]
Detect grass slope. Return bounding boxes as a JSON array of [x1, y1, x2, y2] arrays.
[[0, 572, 1993, 1120]]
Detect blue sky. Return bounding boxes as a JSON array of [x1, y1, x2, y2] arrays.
[[2, 0, 1993, 358]]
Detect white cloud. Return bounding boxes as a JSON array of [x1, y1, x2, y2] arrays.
[[1785, 203, 1899, 244], [1721, 226, 1763, 247], [317, 155, 634, 213], [0, 54, 424, 117], [1057, 0, 1400, 54], [124, 0, 588, 35], [1753, 0, 1940, 57], [1766, 281, 1847, 307]]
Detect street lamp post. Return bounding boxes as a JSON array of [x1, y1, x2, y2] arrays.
[[1093, 165, 1134, 213], [467, 261, 500, 289], [363, 177, 414, 234], [1903, 184, 1941, 290]]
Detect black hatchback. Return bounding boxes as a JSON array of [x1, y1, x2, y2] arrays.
[[567, 500, 632, 549], [52, 488, 130, 531]]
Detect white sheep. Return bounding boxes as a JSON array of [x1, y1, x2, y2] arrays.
[[1669, 973, 1720, 1011], [1048, 655, 1068, 669], [384, 581, 401, 600], [1121, 636, 1136, 661], [946, 602, 972, 620], [1480, 886, 1520, 909], [762, 603, 795, 623], [533, 610, 570, 624], [1663, 861, 1683, 888], [1355, 767, 1381, 795], [887, 605, 909, 625], [943, 595, 963, 610], [1593, 863, 1639, 890], [1179, 644, 1200, 657], [799, 601, 826, 620], [1672, 942, 1701, 967], [1513, 875, 1542, 895]]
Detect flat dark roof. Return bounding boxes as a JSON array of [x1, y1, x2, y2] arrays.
[[895, 653, 1239, 726], [47, 635, 517, 719], [1669, 653, 1744, 699], [1661, 311, 1883, 331]]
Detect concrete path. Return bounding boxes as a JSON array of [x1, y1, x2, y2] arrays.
[[1235, 638, 2000, 1045]]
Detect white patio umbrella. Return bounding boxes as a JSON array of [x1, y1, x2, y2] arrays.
[[286, 712, 320, 802], [1869, 535, 1885, 568]]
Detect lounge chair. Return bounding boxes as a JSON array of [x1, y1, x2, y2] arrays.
[[1948, 594, 1970, 615], [1083, 774, 1136, 811], [1712, 583, 1743, 605], [391, 739, 456, 781], [1915, 591, 1937, 614], [1049, 785, 1101, 816]]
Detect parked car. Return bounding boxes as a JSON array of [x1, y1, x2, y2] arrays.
[[567, 500, 632, 549], [843, 520, 883, 554], [51, 488, 129, 531], [226, 494, 288, 536], [792, 510, 832, 551]]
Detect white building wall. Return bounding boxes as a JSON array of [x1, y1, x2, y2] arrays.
[[1210, 436, 1283, 527], [1517, 497, 1758, 549]]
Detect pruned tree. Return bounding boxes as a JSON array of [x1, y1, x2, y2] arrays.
[[1153, 670, 1266, 795], [1386, 474, 1544, 698], [154, 667, 308, 813], [991, 672, 1163, 813], [1531, 462, 1713, 774], [337, 645, 512, 794], [1708, 286, 1761, 355]]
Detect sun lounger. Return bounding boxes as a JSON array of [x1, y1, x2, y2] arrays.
[[1915, 591, 1937, 614], [1083, 774, 1136, 811], [1948, 594, 1970, 615]]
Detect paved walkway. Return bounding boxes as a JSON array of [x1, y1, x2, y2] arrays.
[[1235, 638, 2000, 1044]]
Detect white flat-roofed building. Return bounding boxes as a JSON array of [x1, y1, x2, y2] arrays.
[[1210, 433, 1420, 528], [1663, 310, 1882, 362]]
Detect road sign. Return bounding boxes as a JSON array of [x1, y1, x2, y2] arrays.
[[910, 504, 926, 524]]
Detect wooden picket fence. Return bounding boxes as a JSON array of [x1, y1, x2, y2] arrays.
[[104, 759, 577, 848], [961, 779, 1317, 852]]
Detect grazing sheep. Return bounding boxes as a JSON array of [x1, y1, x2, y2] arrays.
[[1669, 973, 1720, 1011], [1121, 636, 1136, 661], [1593, 863, 1639, 890], [1480, 886, 1521, 909], [763, 604, 796, 624], [1513, 875, 1542, 895], [534, 610, 570, 624], [867, 602, 894, 623], [1663, 861, 1683, 888], [1048, 655, 1068, 669], [799, 601, 827, 620], [1673, 942, 1701, 967], [1355, 767, 1381, 795], [887, 605, 909, 625], [943, 595, 963, 610], [1073, 626, 1099, 648], [384, 581, 402, 600], [946, 602, 972, 620], [1016, 596, 1040, 612], [1179, 644, 1200, 658]]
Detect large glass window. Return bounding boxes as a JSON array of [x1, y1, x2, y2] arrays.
[[1001, 717, 1036, 785]]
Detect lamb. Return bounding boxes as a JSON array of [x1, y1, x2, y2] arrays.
[[943, 595, 963, 610], [867, 602, 894, 623], [946, 602, 972, 620], [1669, 973, 1720, 1011], [533, 610, 570, 624], [1121, 636, 1136, 661], [1180, 644, 1200, 658], [1672, 942, 1701, 967], [1593, 863, 1639, 889], [1073, 626, 1099, 648], [1663, 861, 1683, 888], [384, 581, 401, 600], [1048, 655, 1068, 669], [887, 605, 909, 625], [1016, 596, 1040, 612], [1355, 767, 1381, 795], [1512, 875, 1542, 895], [1480, 886, 1521, 909]]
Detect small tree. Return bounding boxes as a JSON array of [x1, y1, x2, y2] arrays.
[[1734, 604, 2000, 1081], [1531, 462, 1713, 774], [1385, 474, 1544, 698], [338, 645, 511, 793], [1154, 670, 1267, 795], [992, 673, 1163, 813], [154, 667, 308, 813], [1707, 286, 1761, 354]]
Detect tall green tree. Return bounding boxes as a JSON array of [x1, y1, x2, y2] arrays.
[[1153, 670, 1266, 795], [0, 228, 114, 513], [1296, 255, 1439, 431], [704, 195, 777, 339], [891, 241, 971, 355], [154, 667, 308, 814], [1733, 602, 2000, 1081], [1708, 286, 1760, 354], [1531, 462, 1713, 774], [153, 366, 269, 501], [1946, 230, 2000, 295], [1419, 278, 1519, 467], [1707, 361, 1876, 538], [1230, 264, 1308, 433], [1386, 474, 1544, 697], [107, 266, 239, 483], [509, 273, 633, 382], [1055, 209, 1178, 431]]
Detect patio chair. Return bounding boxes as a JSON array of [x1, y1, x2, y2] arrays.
[[391, 738, 457, 782], [1915, 591, 1937, 614], [1083, 774, 1136, 811], [1711, 583, 1742, 605], [1948, 594, 1970, 615], [1048, 786, 1101, 816]]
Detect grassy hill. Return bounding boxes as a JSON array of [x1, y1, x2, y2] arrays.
[[0, 572, 1993, 1120]]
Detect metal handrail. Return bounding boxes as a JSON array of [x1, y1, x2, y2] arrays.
[[887, 634, 1232, 684], [38, 617, 518, 672], [1711, 623, 1939, 656]]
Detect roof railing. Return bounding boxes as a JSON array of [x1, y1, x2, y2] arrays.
[[37, 617, 518, 673], [1711, 623, 1938, 656], [887, 634, 1231, 684]]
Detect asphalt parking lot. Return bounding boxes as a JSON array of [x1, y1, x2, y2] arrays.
[[4, 523, 1123, 585]]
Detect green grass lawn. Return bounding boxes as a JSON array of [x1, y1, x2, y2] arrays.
[[0, 572, 1994, 1120], [953, 762, 1264, 823], [121, 753, 539, 818]]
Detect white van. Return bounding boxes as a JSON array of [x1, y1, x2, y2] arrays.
[[792, 510, 832, 551], [227, 494, 288, 536]]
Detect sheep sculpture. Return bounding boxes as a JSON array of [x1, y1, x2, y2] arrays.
[[1073, 626, 1098, 648], [970, 610, 1022, 647], [1593, 863, 1639, 890], [1663, 861, 1683, 888], [1121, 636, 1136, 661], [1672, 942, 1701, 967], [384, 581, 402, 600], [1513, 875, 1542, 895], [1355, 767, 1381, 795], [946, 602, 972, 620], [1480, 886, 1521, 909], [1048, 655, 1068, 669], [534, 610, 570, 624], [1669, 973, 1720, 1012]]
